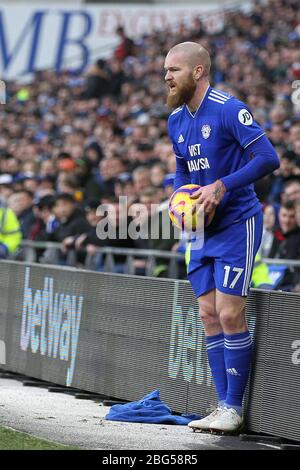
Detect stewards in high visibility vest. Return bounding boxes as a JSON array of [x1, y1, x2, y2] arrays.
[[251, 253, 273, 288], [0, 206, 22, 258]]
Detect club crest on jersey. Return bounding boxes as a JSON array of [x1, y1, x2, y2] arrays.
[[201, 124, 211, 139]]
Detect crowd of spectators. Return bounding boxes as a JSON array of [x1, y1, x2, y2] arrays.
[[1, 0, 300, 287]]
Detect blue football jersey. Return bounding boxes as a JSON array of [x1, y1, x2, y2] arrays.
[[168, 86, 266, 231]]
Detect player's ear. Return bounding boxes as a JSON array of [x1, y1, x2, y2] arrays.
[[193, 64, 204, 81]]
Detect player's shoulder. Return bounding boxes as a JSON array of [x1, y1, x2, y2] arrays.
[[168, 105, 185, 125], [207, 87, 232, 106], [208, 88, 249, 110], [209, 89, 254, 123]]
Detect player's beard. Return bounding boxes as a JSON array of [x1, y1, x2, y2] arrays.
[[166, 74, 197, 109]]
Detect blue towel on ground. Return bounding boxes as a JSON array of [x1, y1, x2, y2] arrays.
[[104, 389, 201, 425]]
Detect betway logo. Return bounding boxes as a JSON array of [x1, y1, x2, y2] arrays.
[[20, 267, 83, 386]]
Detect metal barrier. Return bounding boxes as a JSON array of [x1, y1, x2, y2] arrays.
[[11, 240, 300, 280], [13, 240, 185, 278], [261, 258, 300, 267]]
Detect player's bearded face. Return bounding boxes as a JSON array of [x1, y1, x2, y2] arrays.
[[166, 72, 197, 108]]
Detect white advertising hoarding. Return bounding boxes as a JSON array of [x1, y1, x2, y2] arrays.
[[0, 3, 230, 80]]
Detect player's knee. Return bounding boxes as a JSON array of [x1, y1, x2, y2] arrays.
[[219, 307, 243, 329], [199, 309, 218, 328]]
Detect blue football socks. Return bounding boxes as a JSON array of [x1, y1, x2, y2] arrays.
[[224, 331, 253, 415], [206, 333, 227, 404]]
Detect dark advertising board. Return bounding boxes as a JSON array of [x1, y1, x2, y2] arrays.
[[1, 261, 300, 441]]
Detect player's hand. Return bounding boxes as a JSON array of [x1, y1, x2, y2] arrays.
[[190, 180, 226, 214]]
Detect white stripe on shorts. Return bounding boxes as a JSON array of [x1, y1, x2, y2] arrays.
[[243, 217, 253, 296], [242, 216, 255, 296], [247, 216, 255, 293]]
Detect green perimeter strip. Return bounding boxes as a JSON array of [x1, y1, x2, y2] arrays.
[[0, 426, 81, 450]]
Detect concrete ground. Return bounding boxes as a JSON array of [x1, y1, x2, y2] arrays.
[[0, 377, 279, 451]]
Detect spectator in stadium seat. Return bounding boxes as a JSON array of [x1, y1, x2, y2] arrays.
[[130, 142, 160, 168], [33, 195, 58, 241], [114, 173, 135, 204], [132, 167, 152, 196], [62, 199, 100, 264], [0, 175, 14, 203], [109, 59, 128, 97], [85, 59, 111, 100], [292, 138, 300, 160], [150, 163, 167, 188], [39, 160, 56, 179], [293, 157, 300, 176], [36, 175, 56, 199], [129, 185, 164, 248], [22, 175, 40, 195], [269, 105, 290, 127], [289, 122, 300, 145], [80, 197, 135, 273], [84, 147, 104, 176], [85, 157, 126, 200], [114, 26, 135, 62], [56, 173, 83, 202], [4, 157, 20, 180], [270, 201, 300, 290], [50, 193, 90, 244], [268, 124, 289, 147], [271, 201, 300, 260], [267, 151, 295, 203], [283, 178, 300, 203], [73, 158, 93, 189], [7, 190, 37, 239], [259, 204, 280, 258]]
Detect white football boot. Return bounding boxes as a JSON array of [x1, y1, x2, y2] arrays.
[[209, 407, 243, 433], [188, 407, 225, 432]]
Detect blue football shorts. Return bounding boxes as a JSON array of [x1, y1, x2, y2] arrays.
[[187, 211, 263, 298]]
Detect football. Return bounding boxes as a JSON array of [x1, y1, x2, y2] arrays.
[[168, 184, 203, 232], [168, 184, 216, 232]]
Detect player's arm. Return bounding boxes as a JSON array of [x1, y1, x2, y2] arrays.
[[220, 100, 279, 190], [220, 135, 279, 191], [192, 101, 279, 213], [174, 153, 190, 190], [168, 118, 190, 190]]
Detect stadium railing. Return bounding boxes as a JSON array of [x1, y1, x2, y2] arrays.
[[10, 240, 300, 279], [12, 240, 185, 278]]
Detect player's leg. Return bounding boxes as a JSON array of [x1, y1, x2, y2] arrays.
[[188, 288, 227, 431], [208, 212, 263, 432], [198, 289, 227, 406], [188, 259, 228, 405], [209, 291, 249, 431], [187, 238, 230, 431]]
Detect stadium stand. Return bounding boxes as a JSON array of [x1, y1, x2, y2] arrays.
[[1, 0, 300, 289]]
